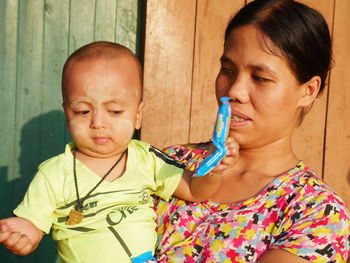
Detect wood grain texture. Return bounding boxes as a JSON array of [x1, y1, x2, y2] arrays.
[[15, 0, 45, 184], [0, 0, 18, 231], [1, 1, 59, 262], [68, 0, 96, 54], [0, 0, 18, 179], [41, 0, 70, 162], [94, 0, 117, 42], [324, 0, 350, 207], [141, 0, 197, 149], [189, 0, 245, 143], [115, 0, 138, 52]]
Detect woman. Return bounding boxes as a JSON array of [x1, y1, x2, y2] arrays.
[[154, 0, 350, 262]]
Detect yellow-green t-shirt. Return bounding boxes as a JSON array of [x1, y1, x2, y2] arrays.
[[14, 140, 183, 263]]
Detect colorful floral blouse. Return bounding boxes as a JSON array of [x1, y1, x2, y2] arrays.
[[154, 143, 350, 263]]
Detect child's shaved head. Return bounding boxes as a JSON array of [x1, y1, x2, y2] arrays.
[[62, 41, 142, 102]]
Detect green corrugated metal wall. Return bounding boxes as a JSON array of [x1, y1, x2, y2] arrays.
[[0, 0, 140, 262]]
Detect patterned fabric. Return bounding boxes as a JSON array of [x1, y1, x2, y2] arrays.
[[154, 143, 350, 263]]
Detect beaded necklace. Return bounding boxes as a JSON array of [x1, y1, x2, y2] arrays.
[[66, 149, 126, 225]]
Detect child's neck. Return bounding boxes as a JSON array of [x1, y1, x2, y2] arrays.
[[74, 149, 127, 182]]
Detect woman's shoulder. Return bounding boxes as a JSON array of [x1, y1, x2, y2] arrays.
[[277, 162, 345, 203], [269, 162, 350, 229], [163, 142, 211, 172], [266, 162, 346, 208], [265, 163, 350, 261]]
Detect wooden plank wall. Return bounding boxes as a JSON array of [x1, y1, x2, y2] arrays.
[[324, 0, 350, 210], [0, 1, 139, 262], [141, 0, 350, 208]]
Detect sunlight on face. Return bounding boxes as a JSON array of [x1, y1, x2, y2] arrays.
[[215, 25, 305, 149], [63, 55, 143, 158], [112, 119, 135, 142]]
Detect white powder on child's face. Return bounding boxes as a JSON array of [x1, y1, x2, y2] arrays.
[[68, 116, 135, 143], [113, 119, 134, 142], [68, 119, 85, 135], [84, 83, 139, 104]]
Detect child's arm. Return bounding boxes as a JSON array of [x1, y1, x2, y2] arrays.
[[173, 137, 238, 202], [0, 217, 44, 256]]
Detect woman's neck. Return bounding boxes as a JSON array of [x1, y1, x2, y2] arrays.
[[210, 135, 299, 203], [235, 135, 299, 177]]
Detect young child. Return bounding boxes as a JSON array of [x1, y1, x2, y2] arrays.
[[0, 41, 237, 263]]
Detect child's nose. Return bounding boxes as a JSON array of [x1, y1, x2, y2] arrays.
[[90, 111, 106, 129]]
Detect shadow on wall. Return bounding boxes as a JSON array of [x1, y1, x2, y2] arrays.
[[0, 110, 69, 263]]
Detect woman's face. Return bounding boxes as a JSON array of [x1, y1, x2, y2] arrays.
[[216, 25, 306, 149]]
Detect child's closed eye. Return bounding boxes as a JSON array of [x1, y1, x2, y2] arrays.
[[74, 110, 90, 115], [109, 110, 123, 115]]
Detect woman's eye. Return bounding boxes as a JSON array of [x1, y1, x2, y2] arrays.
[[220, 67, 234, 74], [252, 75, 269, 82]]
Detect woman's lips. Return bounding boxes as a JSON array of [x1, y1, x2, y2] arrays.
[[230, 109, 251, 127], [231, 115, 246, 121]]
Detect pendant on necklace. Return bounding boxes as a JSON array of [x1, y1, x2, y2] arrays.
[[66, 209, 83, 225]]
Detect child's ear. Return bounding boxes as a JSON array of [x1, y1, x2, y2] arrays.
[[62, 102, 70, 126], [298, 76, 321, 107], [135, 101, 144, 130], [62, 102, 67, 118]]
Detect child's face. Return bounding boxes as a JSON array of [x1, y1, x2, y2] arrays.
[[62, 56, 143, 158]]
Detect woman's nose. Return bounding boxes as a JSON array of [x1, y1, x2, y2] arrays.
[[227, 75, 249, 103]]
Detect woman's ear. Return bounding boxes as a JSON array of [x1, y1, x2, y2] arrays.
[[298, 76, 321, 107]]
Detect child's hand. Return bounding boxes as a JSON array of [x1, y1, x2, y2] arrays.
[[209, 137, 239, 175], [174, 137, 239, 202], [0, 217, 44, 256]]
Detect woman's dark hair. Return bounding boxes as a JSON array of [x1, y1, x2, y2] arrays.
[[225, 0, 332, 95]]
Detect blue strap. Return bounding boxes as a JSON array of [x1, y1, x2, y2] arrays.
[[131, 251, 157, 263]]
